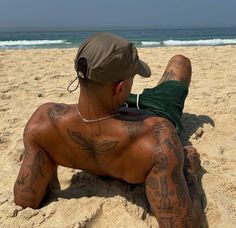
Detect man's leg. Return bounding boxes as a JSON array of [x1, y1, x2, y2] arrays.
[[159, 55, 204, 224], [157, 54, 192, 88]]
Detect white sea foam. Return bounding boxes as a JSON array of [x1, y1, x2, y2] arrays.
[[163, 38, 236, 46], [0, 40, 68, 46], [141, 41, 161, 46], [140, 38, 236, 47]]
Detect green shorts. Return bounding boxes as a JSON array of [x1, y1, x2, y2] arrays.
[[126, 81, 188, 134]]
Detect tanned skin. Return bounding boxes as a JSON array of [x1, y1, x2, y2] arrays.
[[14, 55, 203, 227]]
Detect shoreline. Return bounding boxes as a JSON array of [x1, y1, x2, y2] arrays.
[[1, 44, 236, 51]]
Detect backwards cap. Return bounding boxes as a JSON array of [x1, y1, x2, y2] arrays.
[[74, 32, 151, 83]]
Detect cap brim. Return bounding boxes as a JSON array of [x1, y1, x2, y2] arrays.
[[137, 60, 151, 78]]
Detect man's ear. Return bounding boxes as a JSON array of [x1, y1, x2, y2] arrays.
[[112, 81, 124, 96]]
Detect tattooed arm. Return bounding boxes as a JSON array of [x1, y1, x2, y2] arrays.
[[145, 119, 199, 228], [14, 105, 56, 209]]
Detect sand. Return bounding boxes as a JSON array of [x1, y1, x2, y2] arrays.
[[0, 46, 236, 227]]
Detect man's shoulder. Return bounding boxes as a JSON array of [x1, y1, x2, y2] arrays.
[[31, 102, 73, 121], [127, 116, 176, 147], [23, 102, 73, 140], [144, 116, 176, 132]]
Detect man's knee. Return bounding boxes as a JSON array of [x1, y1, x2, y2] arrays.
[[169, 54, 191, 70], [168, 54, 192, 87], [170, 54, 191, 63]]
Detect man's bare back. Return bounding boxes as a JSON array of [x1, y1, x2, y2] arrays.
[[21, 102, 171, 181], [14, 33, 204, 227]]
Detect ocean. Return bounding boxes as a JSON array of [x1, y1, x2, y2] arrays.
[[1, 28, 236, 49]]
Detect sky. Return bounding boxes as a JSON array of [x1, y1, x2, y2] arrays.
[[0, 0, 236, 31]]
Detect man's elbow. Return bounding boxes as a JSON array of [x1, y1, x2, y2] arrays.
[[14, 186, 40, 209], [14, 196, 40, 209]]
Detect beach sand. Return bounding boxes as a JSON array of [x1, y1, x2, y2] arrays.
[[0, 46, 236, 227]]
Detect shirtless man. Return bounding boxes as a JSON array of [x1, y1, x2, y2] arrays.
[[14, 33, 203, 227]]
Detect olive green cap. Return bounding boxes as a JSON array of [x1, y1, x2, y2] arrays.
[[74, 32, 151, 83]]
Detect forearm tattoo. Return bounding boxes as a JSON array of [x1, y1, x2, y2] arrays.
[[14, 150, 47, 206], [157, 176, 174, 213], [22, 150, 47, 194]]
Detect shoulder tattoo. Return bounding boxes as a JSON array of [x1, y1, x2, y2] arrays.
[[122, 121, 144, 142], [48, 103, 71, 121]]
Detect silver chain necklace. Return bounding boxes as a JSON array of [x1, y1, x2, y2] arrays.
[[77, 106, 120, 123]]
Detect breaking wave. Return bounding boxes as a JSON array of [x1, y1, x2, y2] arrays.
[[0, 39, 70, 47], [163, 38, 236, 46], [140, 38, 236, 47], [141, 41, 161, 46]]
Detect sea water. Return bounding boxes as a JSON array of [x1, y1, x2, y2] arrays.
[[0, 27, 236, 49]]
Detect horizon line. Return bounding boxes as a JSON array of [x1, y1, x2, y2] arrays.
[[1, 25, 236, 33]]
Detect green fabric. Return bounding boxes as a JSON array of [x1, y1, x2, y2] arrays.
[[126, 80, 188, 134]]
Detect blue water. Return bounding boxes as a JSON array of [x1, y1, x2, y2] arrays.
[[1, 28, 236, 49]]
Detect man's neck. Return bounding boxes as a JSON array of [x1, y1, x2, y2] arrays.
[[78, 93, 119, 120]]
